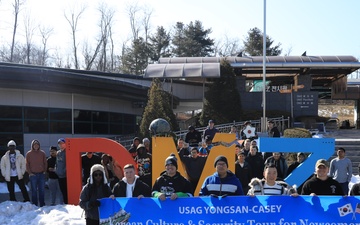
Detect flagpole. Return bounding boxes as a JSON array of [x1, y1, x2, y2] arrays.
[[262, 0, 267, 132]]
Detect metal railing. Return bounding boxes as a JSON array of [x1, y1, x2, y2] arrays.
[[114, 116, 290, 149]]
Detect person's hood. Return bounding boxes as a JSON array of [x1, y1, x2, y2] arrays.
[[122, 175, 139, 184], [89, 164, 108, 184], [31, 139, 40, 150], [136, 144, 147, 156]]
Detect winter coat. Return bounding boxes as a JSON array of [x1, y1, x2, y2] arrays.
[[152, 171, 193, 198], [247, 178, 296, 195], [1, 150, 26, 182], [79, 164, 112, 220], [264, 156, 288, 179], [200, 171, 244, 196], [112, 176, 151, 197]]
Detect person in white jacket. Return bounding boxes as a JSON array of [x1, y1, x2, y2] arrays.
[[0, 140, 30, 202]]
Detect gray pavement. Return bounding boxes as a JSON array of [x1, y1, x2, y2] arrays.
[[0, 182, 62, 205]]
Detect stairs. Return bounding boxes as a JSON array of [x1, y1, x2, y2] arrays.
[[322, 129, 360, 175]]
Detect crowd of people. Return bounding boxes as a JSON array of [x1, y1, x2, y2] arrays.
[[0, 119, 356, 225]]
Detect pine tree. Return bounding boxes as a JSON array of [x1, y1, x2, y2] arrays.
[[140, 78, 179, 137], [121, 37, 149, 75], [171, 20, 214, 57], [200, 59, 242, 125], [243, 27, 282, 56], [148, 26, 171, 62]]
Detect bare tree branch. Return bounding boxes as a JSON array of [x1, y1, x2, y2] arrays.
[[64, 4, 86, 69], [10, 0, 25, 62]]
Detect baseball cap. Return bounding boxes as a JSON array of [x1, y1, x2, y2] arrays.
[[208, 120, 214, 123], [315, 159, 329, 168], [57, 138, 66, 143]]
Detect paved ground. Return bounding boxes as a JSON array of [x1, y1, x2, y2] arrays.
[[0, 183, 63, 205]]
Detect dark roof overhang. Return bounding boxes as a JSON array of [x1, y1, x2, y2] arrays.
[[0, 62, 149, 102]]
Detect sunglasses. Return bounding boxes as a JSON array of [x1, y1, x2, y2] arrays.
[[93, 172, 103, 177]]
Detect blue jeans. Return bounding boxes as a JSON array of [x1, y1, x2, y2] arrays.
[[339, 182, 349, 195], [29, 173, 45, 206], [48, 178, 63, 205]]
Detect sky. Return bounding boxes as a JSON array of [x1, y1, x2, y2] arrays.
[[0, 176, 360, 224], [1, 0, 360, 60]]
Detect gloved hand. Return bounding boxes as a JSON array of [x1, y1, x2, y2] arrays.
[[89, 200, 101, 208]]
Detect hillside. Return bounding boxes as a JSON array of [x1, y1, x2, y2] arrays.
[[318, 100, 355, 126]]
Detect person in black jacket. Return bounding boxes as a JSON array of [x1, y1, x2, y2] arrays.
[[113, 164, 151, 198], [179, 147, 207, 189], [47, 146, 63, 205], [81, 152, 101, 185], [185, 126, 202, 147], [134, 144, 152, 187], [235, 151, 252, 194], [152, 154, 193, 200], [301, 159, 343, 196], [267, 120, 281, 137], [79, 164, 114, 225]]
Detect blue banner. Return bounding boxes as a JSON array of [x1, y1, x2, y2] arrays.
[[99, 196, 360, 224]]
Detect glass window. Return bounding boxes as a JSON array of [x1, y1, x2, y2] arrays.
[[110, 124, 123, 134], [109, 113, 123, 123], [0, 120, 23, 132], [74, 110, 92, 122], [50, 121, 72, 133], [93, 123, 109, 134], [123, 114, 135, 124], [123, 124, 136, 134], [74, 122, 91, 134], [50, 109, 71, 121], [24, 107, 48, 120], [24, 121, 49, 133], [0, 134, 23, 155], [92, 111, 109, 123], [0, 106, 22, 119]]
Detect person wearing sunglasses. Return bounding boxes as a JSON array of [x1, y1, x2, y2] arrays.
[[79, 164, 114, 225]]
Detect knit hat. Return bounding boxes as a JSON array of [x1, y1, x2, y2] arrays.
[[165, 154, 178, 169], [7, 140, 16, 147], [57, 138, 65, 143], [214, 155, 228, 168], [89, 164, 108, 184]]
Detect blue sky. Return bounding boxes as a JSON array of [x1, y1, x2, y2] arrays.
[[1, 0, 359, 59]]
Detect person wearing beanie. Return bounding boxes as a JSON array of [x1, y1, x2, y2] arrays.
[[26, 139, 47, 207], [80, 164, 114, 225], [0, 140, 30, 202], [152, 153, 193, 200], [199, 155, 244, 196]]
